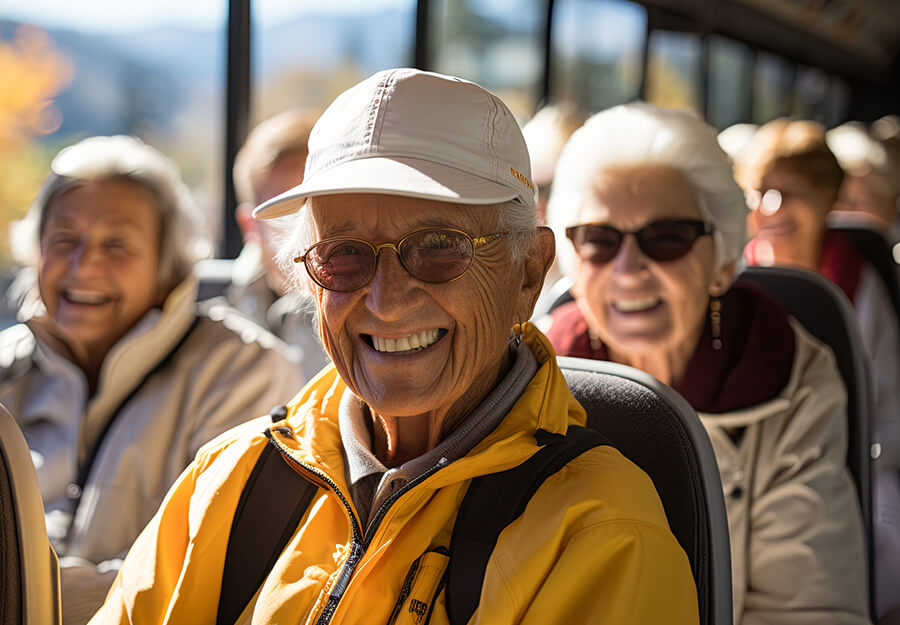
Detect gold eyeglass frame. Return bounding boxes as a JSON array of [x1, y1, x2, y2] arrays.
[[293, 227, 505, 291]]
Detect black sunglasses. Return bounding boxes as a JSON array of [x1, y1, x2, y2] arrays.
[[294, 228, 505, 292], [565, 219, 714, 264]]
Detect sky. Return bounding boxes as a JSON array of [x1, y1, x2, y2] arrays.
[[1, 0, 412, 33]]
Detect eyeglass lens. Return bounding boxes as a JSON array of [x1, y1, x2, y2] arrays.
[[304, 229, 476, 291], [569, 220, 709, 264]]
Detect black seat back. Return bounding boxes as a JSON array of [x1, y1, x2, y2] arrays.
[[559, 357, 733, 625], [835, 225, 900, 323], [739, 265, 875, 614]]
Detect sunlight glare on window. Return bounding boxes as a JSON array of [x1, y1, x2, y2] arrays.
[[252, 0, 415, 123], [550, 0, 646, 113]]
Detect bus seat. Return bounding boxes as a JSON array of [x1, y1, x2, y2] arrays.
[[827, 215, 900, 323], [558, 356, 733, 625], [739, 265, 875, 616], [194, 258, 235, 302], [546, 287, 574, 315], [0, 403, 61, 625]]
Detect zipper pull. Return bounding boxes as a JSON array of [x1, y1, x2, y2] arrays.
[[330, 541, 365, 600]]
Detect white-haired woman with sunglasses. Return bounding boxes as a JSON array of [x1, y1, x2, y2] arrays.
[[544, 103, 870, 625], [90, 70, 698, 624], [1, 136, 304, 625]]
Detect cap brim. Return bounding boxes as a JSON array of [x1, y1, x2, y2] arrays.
[[252, 156, 521, 219]]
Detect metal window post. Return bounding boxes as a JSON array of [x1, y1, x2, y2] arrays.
[[224, 0, 251, 259]]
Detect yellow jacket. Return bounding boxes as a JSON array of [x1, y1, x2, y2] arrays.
[[91, 327, 698, 625]]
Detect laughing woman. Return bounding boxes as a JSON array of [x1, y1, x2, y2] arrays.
[[89, 70, 697, 625], [544, 103, 870, 625], [0, 136, 304, 625]]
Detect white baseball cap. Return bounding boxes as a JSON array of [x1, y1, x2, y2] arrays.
[[253, 68, 537, 219]]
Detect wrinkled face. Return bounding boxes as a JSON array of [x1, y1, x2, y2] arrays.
[[306, 194, 530, 419], [745, 168, 833, 267], [571, 165, 728, 358], [38, 179, 162, 359]]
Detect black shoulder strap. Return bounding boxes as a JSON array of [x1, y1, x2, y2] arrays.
[[445, 425, 610, 625], [216, 409, 317, 625]]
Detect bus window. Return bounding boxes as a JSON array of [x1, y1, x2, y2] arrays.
[[251, 0, 415, 124], [0, 1, 224, 264], [708, 35, 752, 130], [549, 0, 646, 114], [825, 76, 850, 127], [793, 65, 830, 123], [753, 51, 792, 124], [645, 30, 702, 114], [428, 0, 545, 120]]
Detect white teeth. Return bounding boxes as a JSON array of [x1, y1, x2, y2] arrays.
[[371, 329, 440, 353], [613, 297, 660, 312], [65, 290, 111, 305]]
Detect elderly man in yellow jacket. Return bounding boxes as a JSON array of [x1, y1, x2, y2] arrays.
[[89, 69, 698, 625]]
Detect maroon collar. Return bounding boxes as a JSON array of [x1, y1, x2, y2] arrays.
[[545, 281, 796, 413], [818, 229, 864, 304]]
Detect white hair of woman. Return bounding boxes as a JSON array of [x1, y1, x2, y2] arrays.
[[10, 135, 210, 293], [547, 102, 747, 277]]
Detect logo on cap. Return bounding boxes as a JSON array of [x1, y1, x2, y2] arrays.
[[510, 166, 535, 194]]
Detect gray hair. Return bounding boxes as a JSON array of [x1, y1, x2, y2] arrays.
[[547, 102, 747, 277], [10, 135, 210, 295], [273, 197, 537, 296]]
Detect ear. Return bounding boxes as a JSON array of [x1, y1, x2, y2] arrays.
[[709, 259, 737, 297], [235, 202, 258, 242], [515, 226, 556, 321]]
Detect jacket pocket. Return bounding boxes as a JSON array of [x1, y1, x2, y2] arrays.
[[387, 547, 449, 625]]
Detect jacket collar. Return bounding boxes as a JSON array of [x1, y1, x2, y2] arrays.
[[270, 323, 583, 495], [546, 281, 796, 414], [22, 277, 199, 437]]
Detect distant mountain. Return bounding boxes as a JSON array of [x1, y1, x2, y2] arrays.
[[254, 10, 413, 79], [3, 8, 413, 141]]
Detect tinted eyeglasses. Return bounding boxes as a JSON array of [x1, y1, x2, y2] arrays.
[[565, 219, 714, 264], [294, 228, 505, 292]]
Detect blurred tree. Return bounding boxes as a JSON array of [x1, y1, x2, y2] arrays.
[[646, 55, 696, 111], [0, 24, 72, 270]]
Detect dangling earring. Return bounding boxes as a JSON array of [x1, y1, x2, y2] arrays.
[[587, 329, 603, 352], [710, 297, 722, 351]]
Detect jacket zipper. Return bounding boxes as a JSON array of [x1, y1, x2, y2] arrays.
[[387, 556, 422, 625], [266, 432, 450, 625], [315, 458, 450, 625]]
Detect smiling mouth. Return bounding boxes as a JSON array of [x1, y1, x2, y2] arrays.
[[364, 328, 448, 353], [611, 297, 662, 313], [62, 289, 114, 305]]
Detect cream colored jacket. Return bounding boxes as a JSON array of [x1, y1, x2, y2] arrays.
[[0, 277, 305, 625], [699, 320, 870, 625]]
